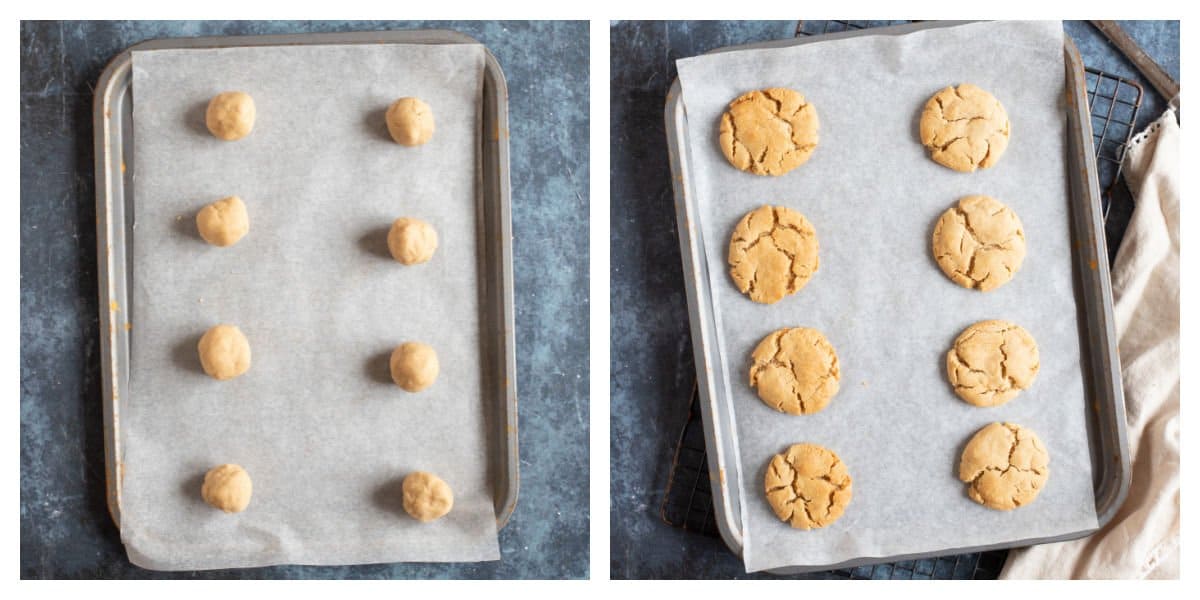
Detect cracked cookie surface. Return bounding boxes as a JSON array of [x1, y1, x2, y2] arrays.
[[719, 88, 819, 176], [764, 443, 852, 529], [919, 84, 1010, 172], [750, 327, 839, 415], [946, 320, 1039, 407], [959, 422, 1049, 510], [932, 195, 1026, 291], [729, 205, 819, 304]]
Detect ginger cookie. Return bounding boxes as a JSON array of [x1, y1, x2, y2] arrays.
[[764, 443, 852, 529], [196, 195, 250, 248], [919, 84, 1010, 172], [198, 324, 251, 381], [201, 464, 252, 513], [205, 91, 256, 141], [932, 195, 1026, 291], [402, 471, 454, 522], [946, 320, 1039, 407], [719, 88, 819, 176], [959, 422, 1049, 510], [750, 327, 840, 415], [728, 205, 819, 304]]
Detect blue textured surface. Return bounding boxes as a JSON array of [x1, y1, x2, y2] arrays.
[[21, 20, 589, 579], [609, 19, 1178, 579]]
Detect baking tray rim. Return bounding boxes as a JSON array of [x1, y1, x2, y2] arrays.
[[92, 28, 519, 546], [664, 22, 1130, 574]]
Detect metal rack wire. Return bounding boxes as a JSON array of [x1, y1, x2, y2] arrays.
[[661, 19, 1142, 580]]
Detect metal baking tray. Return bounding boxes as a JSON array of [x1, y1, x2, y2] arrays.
[[93, 29, 518, 539], [664, 22, 1129, 574]]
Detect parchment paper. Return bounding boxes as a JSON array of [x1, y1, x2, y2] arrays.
[[675, 21, 1099, 573], [125, 43, 498, 570]]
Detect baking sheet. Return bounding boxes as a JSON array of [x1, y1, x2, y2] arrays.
[[675, 20, 1099, 573], [124, 43, 498, 570]]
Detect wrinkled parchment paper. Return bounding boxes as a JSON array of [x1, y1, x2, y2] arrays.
[[676, 21, 1099, 573], [125, 43, 497, 570]]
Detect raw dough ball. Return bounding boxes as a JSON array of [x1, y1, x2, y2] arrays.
[[390, 341, 439, 392], [749, 327, 840, 415], [198, 324, 251, 380], [947, 320, 1039, 407], [919, 84, 1010, 172], [205, 91, 256, 141], [196, 195, 250, 247], [386, 97, 435, 146], [201, 463, 253, 513], [728, 205, 819, 304], [402, 471, 454, 522], [719, 88, 819, 176], [959, 422, 1049, 510], [387, 218, 438, 265], [932, 195, 1025, 291], [764, 443, 852, 529]]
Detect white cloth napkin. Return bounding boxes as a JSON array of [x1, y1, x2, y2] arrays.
[[1001, 106, 1180, 579]]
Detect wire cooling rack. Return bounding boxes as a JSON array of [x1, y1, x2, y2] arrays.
[[661, 19, 1141, 580]]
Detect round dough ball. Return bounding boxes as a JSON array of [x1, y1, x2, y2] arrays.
[[385, 97, 435, 146], [198, 324, 251, 380], [205, 91, 256, 141], [959, 422, 1049, 510], [749, 327, 840, 415], [947, 320, 1039, 407], [196, 195, 250, 247], [201, 463, 253, 513], [764, 443, 852, 529], [719, 87, 819, 176], [402, 471, 454, 522], [390, 341, 439, 392], [932, 195, 1025, 291], [728, 205, 819, 304], [387, 218, 438, 265], [919, 83, 1010, 172]]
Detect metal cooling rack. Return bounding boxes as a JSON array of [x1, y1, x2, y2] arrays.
[[661, 19, 1142, 580]]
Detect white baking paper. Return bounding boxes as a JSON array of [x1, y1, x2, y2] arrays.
[[124, 43, 498, 570], [675, 21, 1099, 573]]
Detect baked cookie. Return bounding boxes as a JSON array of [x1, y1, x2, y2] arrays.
[[402, 471, 454, 522], [205, 91, 256, 141], [719, 88, 819, 176], [198, 324, 251, 381], [946, 320, 1039, 407], [387, 217, 438, 265], [386, 97, 435, 146], [196, 195, 249, 247], [764, 443, 852, 529], [390, 341, 439, 392], [959, 422, 1049, 510], [919, 84, 1009, 172], [201, 464, 252, 513], [749, 327, 840, 415], [728, 205, 819, 304], [932, 195, 1026, 291]]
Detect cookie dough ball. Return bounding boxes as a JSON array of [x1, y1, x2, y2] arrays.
[[750, 327, 840, 415], [385, 97, 435, 146], [959, 422, 1049, 510], [201, 464, 253, 513], [719, 88, 819, 176], [390, 341, 439, 392], [205, 91, 256, 141], [728, 205, 819, 304], [196, 195, 250, 247], [387, 217, 438, 265], [933, 195, 1025, 291], [947, 320, 1039, 407], [764, 443, 852, 529], [402, 471, 454, 522], [919, 84, 1010, 172], [198, 324, 251, 380]]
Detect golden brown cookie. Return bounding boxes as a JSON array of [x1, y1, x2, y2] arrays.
[[205, 91, 256, 141], [919, 84, 1009, 172], [201, 464, 253, 513], [386, 97, 435, 146], [402, 471, 454, 522], [198, 324, 251, 381], [196, 196, 250, 247], [719, 88, 819, 176], [749, 327, 840, 415], [728, 205, 819, 304], [390, 341, 439, 392], [764, 443, 852, 529], [932, 195, 1026, 291], [946, 320, 1039, 407], [959, 422, 1049, 510]]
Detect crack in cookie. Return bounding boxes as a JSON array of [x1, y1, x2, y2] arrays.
[[932, 195, 1026, 291], [919, 83, 1010, 172], [750, 327, 839, 415], [946, 320, 1039, 407], [719, 88, 819, 176], [729, 205, 819, 304], [764, 443, 852, 529], [958, 422, 1049, 510]]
